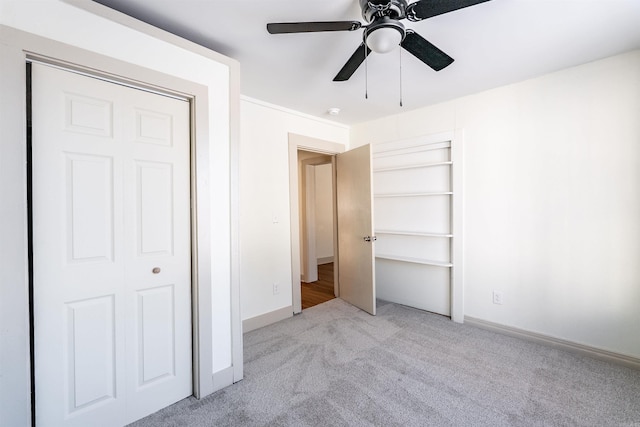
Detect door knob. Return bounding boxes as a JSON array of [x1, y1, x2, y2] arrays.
[[152, 267, 161, 274], [363, 236, 377, 242]]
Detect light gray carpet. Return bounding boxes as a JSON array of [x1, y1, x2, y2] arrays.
[[131, 299, 640, 426]]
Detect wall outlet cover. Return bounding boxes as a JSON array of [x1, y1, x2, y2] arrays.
[[493, 291, 504, 305]]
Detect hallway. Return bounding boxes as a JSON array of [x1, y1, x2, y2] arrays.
[[301, 263, 335, 309]]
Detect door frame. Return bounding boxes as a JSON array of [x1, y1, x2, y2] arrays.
[[288, 134, 345, 314], [0, 26, 239, 424]]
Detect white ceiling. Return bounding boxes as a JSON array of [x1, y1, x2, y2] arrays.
[[92, 0, 640, 125]]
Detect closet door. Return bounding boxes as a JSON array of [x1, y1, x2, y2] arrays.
[[31, 63, 192, 426]]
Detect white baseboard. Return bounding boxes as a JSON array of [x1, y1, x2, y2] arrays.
[[317, 256, 334, 265], [243, 305, 293, 333], [465, 316, 640, 370], [211, 366, 235, 393]]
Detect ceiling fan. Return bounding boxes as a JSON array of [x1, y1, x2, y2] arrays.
[[267, 0, 492, 82]]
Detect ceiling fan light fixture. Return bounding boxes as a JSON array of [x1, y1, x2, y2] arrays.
[[366, 27, 402, 53], [364, 17, 405, 54]]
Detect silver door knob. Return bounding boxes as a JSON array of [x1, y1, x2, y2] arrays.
[[363, 236, 377, 242], [152, 267, 161, 274]]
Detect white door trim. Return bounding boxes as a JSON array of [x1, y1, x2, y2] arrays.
[[0, 25, 240, 425], [288, 134, 345, 314], [451, 128, 464, 323]]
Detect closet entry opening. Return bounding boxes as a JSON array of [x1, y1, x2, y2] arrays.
[[298, 150, 337, 310]]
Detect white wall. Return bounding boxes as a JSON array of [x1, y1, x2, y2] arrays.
[[297, 150, 328, 279], [315, 163, 334, 261], [352, 50, 640, 359], [240, 97, 348, 322], [0, 0, 240, 424]]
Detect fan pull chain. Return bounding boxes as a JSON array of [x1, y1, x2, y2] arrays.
[[399, 47, 403, 107], [365, 45, 369, 100]]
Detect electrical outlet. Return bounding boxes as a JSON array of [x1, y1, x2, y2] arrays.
[[273, 283, 280, 295], [492, 291, 504, 305]]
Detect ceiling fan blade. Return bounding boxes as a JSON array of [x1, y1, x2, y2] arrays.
[[401, 30, 454, 71], [406, 0, 491, 21], [333, 43, 371, 82], [267, 21, 362, 34]]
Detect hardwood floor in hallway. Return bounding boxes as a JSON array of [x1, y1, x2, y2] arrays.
[[301, 263, 335, 310]]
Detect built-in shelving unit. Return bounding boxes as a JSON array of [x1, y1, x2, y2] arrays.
[[372, 136, 456, 317]]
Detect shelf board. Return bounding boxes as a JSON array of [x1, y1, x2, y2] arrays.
[[374, 192, 453, 198], [373, 161, 452, 173], [373, 141, 451, 158], [375, 254, 453, 267], [375, 230, 453, 238]]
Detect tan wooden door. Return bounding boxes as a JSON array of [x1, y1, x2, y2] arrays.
[[336, 144, 376, 315]]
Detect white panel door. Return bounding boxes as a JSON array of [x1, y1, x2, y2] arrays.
[[32, 63, 192, 426], [336, 144, 376, 315]]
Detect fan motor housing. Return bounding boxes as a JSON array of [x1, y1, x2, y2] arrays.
[[360, 0, 408, 23]]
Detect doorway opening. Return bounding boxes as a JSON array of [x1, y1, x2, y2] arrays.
[[298, 150, 336, 310], [288, 134, 345, 314], [289, 135, 376, 316]]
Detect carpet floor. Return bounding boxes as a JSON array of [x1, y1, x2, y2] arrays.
[[130, 299, 640, 426]]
